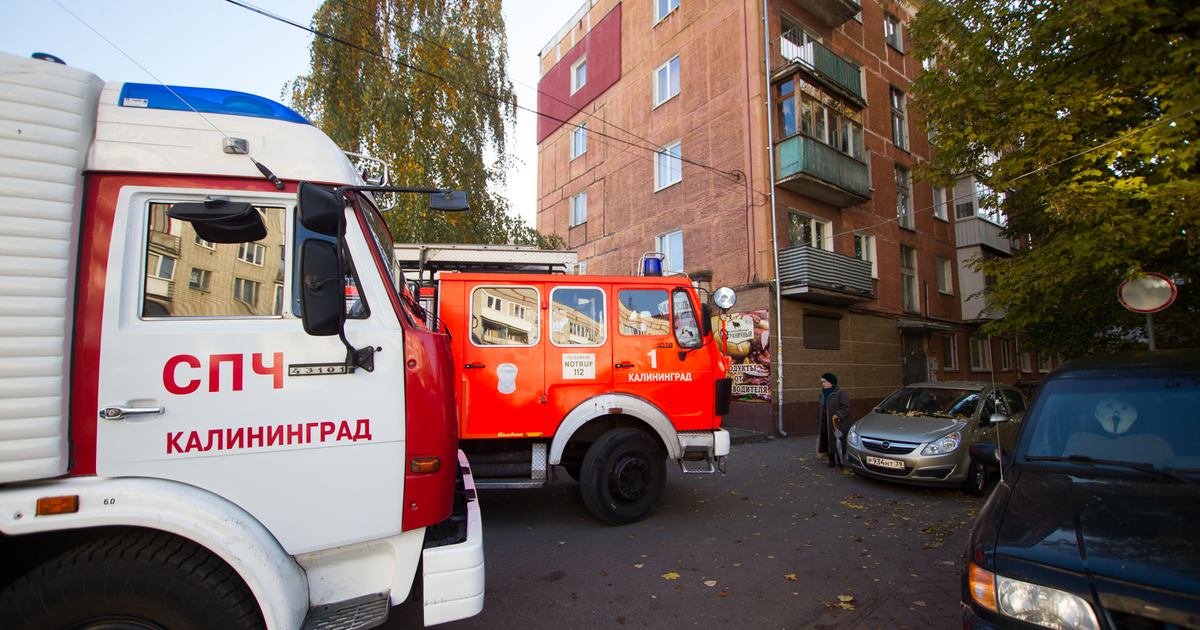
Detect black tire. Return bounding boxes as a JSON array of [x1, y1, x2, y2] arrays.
[[961, 459, 989, 496], [580, 428, 666, 525], [0, 531, 264, 630]]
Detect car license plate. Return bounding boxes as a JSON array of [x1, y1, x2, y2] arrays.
[[866, 456, 904, 470]]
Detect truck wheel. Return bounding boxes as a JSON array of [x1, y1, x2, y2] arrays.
[[961, 460, 989, 496], [0, 531, 264, 630], [580, 428, 666, 525]]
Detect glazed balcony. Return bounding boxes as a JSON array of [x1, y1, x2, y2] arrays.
[[778, 245, 874, 305], [775, 134, 871, 208]]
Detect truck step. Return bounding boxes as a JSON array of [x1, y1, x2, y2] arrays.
[[680, 458, 717, 474], [301, 591, 389, 630], [474, 478, 550, 490]]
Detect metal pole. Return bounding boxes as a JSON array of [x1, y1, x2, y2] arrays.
[[1147, 312, 1156, 351], [762, 0, 786, 437]]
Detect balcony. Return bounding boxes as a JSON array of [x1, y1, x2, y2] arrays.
[[955, 215, 1012, 253], [789, 0, 861, 28], [774, 29, 864, 104], [775, 134, 871, 208], [778, 246, 874, 305]]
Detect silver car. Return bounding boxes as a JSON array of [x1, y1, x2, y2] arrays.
[[844, 382, 1027, 495]]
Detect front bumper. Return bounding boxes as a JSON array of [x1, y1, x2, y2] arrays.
[[422, 450, 484, 625], [844, 443, 966, 487]]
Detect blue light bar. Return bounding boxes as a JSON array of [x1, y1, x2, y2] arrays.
[[117, 83, 311, 125]]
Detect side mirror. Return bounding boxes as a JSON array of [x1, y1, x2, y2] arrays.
[[297, 181, 344, 236], [701, 303, 713, 337], [299, 239, 345, 336], [969, 442, 1004, 470], [166, 198, 266, 243], [429, 190, 469, 212], [980, 413, 1009, 428]]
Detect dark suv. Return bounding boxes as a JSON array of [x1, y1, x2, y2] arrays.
[[961, 350, 1200, 630]]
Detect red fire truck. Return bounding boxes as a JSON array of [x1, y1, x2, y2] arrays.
[[398, 246, 734, 525], [0, 52, 481, 629]]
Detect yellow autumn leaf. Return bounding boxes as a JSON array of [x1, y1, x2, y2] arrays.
[[838, 595, 855, 602], [784, 574, 797, 581], [662, 572, 680, 580]]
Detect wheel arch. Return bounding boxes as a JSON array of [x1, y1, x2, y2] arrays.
[[549, 393, 680, 465], [0, 476, 307, 630]]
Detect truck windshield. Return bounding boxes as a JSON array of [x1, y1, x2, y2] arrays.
[[356, 195, 426, 327], [1022, 374, 1200, 470]]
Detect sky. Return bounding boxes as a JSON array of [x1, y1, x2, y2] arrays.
[[1, 0, 583, 228]]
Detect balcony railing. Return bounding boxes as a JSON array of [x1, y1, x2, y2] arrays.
[[774, 29, 863, 102], [789, 0, 861, 28], [775, 134, 871, 208], [778, 246, 874, 305]]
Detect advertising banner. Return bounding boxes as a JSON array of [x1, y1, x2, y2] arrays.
[[713, 310, 771, 403]]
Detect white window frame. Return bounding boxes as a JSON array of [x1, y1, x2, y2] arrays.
[[573, 260, 588, 275], [896, 165, 914, 230], [937, 257, 953, 294], [788, 211, 832, 251], [233, 277, 259, 306], [1019, 351, 1033, 373], [656, 229, 684, 274], [932, 185, 949, 221], [194, 235, 216, 249], [885, 13, 903, 53], [237, 242, 265, 266], [570, 191, 587, 227], [969, 338, 992, 372], [653, 55, 680, 107], [854, 232, 877, 279], [901, 245, 919, 313], [942, 334, 958, 371], [570, 124, 587, 159], [188, 267, 212, 292], [148, 253, 176, 280], [890, 87, 908, 150], [655, 0, 680, 24], [655, 140, 682, 190], [1000, 340, 1012, 372], [1038, 354, 1053, 373], [571, 55, 587, 94]]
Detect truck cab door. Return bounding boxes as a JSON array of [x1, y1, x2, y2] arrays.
[[459, 284, 545, 438], [543, 284, 611, 437], [611, 286, 714, 430]]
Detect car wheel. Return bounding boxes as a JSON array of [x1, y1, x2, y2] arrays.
[[580, 428, 666, 525], [0, 531, 264, 630], [961, 460, 989, 496]]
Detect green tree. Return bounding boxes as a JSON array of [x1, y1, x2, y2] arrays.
[[286, 0, 560, 249], [909, 0, 1199, 355]]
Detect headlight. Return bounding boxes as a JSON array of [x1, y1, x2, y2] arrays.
[[848, 424, 860, 447], [921, 431, 960, 455], [969, 563, 1100, 630]]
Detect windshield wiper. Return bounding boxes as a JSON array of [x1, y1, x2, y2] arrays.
[[1025, 455, 1199, 485]]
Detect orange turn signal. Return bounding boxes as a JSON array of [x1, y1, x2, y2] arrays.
[[410, 458, 440, 474], [969, 563, 998, 612], [36, 495, 79, 516]]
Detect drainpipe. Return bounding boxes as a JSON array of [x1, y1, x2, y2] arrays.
[[762, 0, 786, 437]]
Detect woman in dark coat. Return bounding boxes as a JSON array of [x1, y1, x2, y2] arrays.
[[816, 373, 852, 468]]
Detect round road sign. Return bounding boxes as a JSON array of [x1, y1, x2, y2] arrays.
[[1118, 273, 1177, 314]]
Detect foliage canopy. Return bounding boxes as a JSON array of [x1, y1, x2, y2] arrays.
[[287, 0, 563, 249], [909, 0, 1199, 355]]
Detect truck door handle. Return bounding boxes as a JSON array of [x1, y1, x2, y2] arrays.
[[615, 362, 634, 368], [100, 405, 164, 421], [464, 363, 486, 369]]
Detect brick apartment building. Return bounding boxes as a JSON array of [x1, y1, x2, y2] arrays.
[[534, 0, 1052, 436]]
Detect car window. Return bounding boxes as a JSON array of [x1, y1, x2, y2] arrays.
[[1022, 373, 1200, 469], [1003, 390, 1026, 415], [618, 289, 670, 336], [470, 286, 540, 347], [877, 387, 980, 420], [550, 286, 605, 347]]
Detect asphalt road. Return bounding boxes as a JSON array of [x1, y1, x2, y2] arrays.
[[386, 439, 985, 630]]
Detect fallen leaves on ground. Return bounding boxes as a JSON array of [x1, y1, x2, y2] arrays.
[[662, 572, 680, 580], [785, 574, 797, 581], [704, 580, 717, 587]]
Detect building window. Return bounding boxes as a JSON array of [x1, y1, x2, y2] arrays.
[[890, 87, 908, 150], [654, 56, 680, 106], [854, 233, 877, 278], [885, 14, 903, 52], [937, 258, 953, 294], [896, 166, 914, 230], [655, 0, 679, 23], [237, 242, 265, 266], [1038, 354, 1053, 373], [779, 76, 864, 159], [1000, 340, 1012, 372], [901, 245, 919, 313], [147, 253, 175, 280], [656, 229, 684, 274], [573, 260, 588, 275], [570, 191, 587, 227], [655, 141, 682, 189], [571, 124, 587, 159], [942, 334, 958, 371], [1019, 351, 1032, 373], [571, 56, 587, 94], [788, 212, 831, 250], [969, 338, 992, 372], [188, 267, 212, 292], [233, 277, 260, 306], [195, 235, 215, 249], [803, 312, 841, 350], [932, 185, 949, 221]]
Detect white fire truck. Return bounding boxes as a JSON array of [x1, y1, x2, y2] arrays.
[[396, 245, 735, 526], [0, 52, 482, 629]]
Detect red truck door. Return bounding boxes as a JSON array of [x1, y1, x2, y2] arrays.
[[611, 285, 714, 430], [542, 283, 612, 436], [458, 283, 545, 438]]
